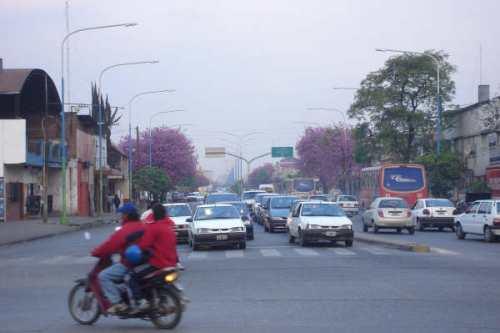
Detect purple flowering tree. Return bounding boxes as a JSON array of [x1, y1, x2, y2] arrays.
[[119, 127, 198, 187], [296, 125, 357, 192], [248, 163, 275, 186]]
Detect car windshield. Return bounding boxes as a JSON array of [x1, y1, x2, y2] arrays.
[[165, 205, 192, 217], [270, 197, 296, 209], [310, 195, 328, 201], [301, 203, 345, 217], [195, 206, 240, 220], [338, 195, 357, 202], [379, 199, 408, 209], [206, 193, 240, 204], [425, 199, 454, 208], [242, 192, 263, 200]]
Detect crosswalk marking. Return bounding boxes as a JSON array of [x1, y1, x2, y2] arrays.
[[260, 249, 282, 257], [293, 248, 319, 256], [359, 246, 390, 255], [332, 248, 356, 255], [225, 250, 244, 258], [188, 252, 207, 260]]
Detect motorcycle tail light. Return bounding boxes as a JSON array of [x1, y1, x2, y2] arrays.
[[165, 272, 178, 283], [377, 210, 384, 218]]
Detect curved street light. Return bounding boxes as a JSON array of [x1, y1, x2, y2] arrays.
[[96, 60, 159, 215], [59, 22, 138, 224]]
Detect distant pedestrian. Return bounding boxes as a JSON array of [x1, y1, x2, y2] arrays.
[[113, 194, 121, 212]]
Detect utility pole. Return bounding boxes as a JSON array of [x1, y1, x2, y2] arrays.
[[42, 74, 49, 223], [134, 125, 139, 201]]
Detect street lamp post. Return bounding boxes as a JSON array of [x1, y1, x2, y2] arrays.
[[148, 109, 186, 167], [97, 60, 159, 216], [60, 22, 137, 224], [375, 48, 442, 155], [127, 89, 175, 200]]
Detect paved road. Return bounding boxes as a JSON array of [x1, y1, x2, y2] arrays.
[[1, 222, 500, 332]]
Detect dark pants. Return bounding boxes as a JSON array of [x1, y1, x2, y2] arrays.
[[129, 264, 158, 300]]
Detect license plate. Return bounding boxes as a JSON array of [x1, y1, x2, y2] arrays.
[[216, 234, 228, 240], [325, 231, 337, 237]]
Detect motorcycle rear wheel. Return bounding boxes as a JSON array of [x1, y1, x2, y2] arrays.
[[150, 288, 183, 329], [68, 283, 101, 325]]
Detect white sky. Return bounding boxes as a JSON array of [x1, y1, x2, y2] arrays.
[[2, 0, 500, 180]]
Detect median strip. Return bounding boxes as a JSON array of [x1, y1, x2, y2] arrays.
[[354, 233, 431, 253]]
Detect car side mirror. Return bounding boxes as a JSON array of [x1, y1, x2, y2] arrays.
[[186, 217, 193, 223]]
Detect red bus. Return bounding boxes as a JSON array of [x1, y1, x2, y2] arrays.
[[359, 163, 428, 208]]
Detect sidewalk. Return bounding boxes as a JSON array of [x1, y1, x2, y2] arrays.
[[0, 213, 117, 246]]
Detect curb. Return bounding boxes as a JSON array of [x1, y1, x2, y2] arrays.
[[354, 234, 431, 253], [0, 218, 114, 247]]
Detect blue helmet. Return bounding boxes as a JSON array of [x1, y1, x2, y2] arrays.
[[124, 244, 143, 265]]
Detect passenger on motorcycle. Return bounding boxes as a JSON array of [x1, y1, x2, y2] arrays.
[[91, 203, 144, 314], [130, 203, 178, 309]]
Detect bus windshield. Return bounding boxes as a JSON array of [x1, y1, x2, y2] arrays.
[[383, 167, 424, 192]]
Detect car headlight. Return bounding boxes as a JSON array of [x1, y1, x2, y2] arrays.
[[231, 227, 245, 232], [244, 220, 251, 226], [339, 224, 352, 230], [307, 224, 321, 229], [197, 228, 210, 234]]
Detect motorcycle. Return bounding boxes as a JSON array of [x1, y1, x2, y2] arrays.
[[68, 257, 186, 329]]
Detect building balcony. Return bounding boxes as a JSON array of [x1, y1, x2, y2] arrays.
[[26, 140, 67, 168]]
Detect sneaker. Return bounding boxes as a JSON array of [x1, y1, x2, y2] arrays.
[[136, 298, 150, 311], [176, 262, 185, 271], [107, 302, 128, 314]]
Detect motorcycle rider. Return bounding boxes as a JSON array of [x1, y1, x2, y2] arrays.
[[91, 203, 144, 314], [129, 203, 178, 309]]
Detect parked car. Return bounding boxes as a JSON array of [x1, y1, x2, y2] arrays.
[[288, 201, 353, 247], [221, 201, 254, 240], [188, 204, 247, 250], [362, 197, 415, 234], [334, 195, 359, 216], [205, 192, 240, 204], [163, 203, 193, 243], [263, 195, 298, 232], [455, 200, 500, 242], [411, 198, 455, 231], [309, 194, 329, 201]]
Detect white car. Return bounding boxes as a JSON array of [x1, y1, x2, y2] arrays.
[[242, 190, 266, 209], [455, 200, 500, 242], [335, 195, 359, 216], [362, 197, 415, 234], [188, 204, 247, 250], [288, 201, 353, 247], [411, 198, 455, 231], [141, 203, 192, 243]]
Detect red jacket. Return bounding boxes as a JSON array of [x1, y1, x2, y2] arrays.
[[137, 217, 178, 269], [91, 221, 145, 266]]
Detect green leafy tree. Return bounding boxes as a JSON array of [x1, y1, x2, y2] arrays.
[[133, 167, 172, 201], [416, 150, 464, 197], [349, 51, 456, 162]]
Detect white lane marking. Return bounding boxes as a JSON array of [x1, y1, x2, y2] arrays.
[[187, 252, 207, 260], [73, 256, 97, 264], [333, 248, 356, 255], [260, 249, 282, 257], [294, 248, 320, 256], [360, 246, 390, 255], [432, 247, 460, 256], [40, 255, 70, 264], [225, 250, 244, 258]]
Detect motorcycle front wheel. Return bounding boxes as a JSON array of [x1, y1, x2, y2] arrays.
[[150, 288, 183, 329], [68, 282, 101, 325]]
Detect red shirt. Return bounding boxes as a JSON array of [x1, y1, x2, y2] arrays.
[[91, 221, 145, 266], [138, 217, 178, 269]]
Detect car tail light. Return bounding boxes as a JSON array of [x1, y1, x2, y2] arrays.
[[378, 210, 384, 218], [493, 218, 500, 226], [406, 210, 412, 218]]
